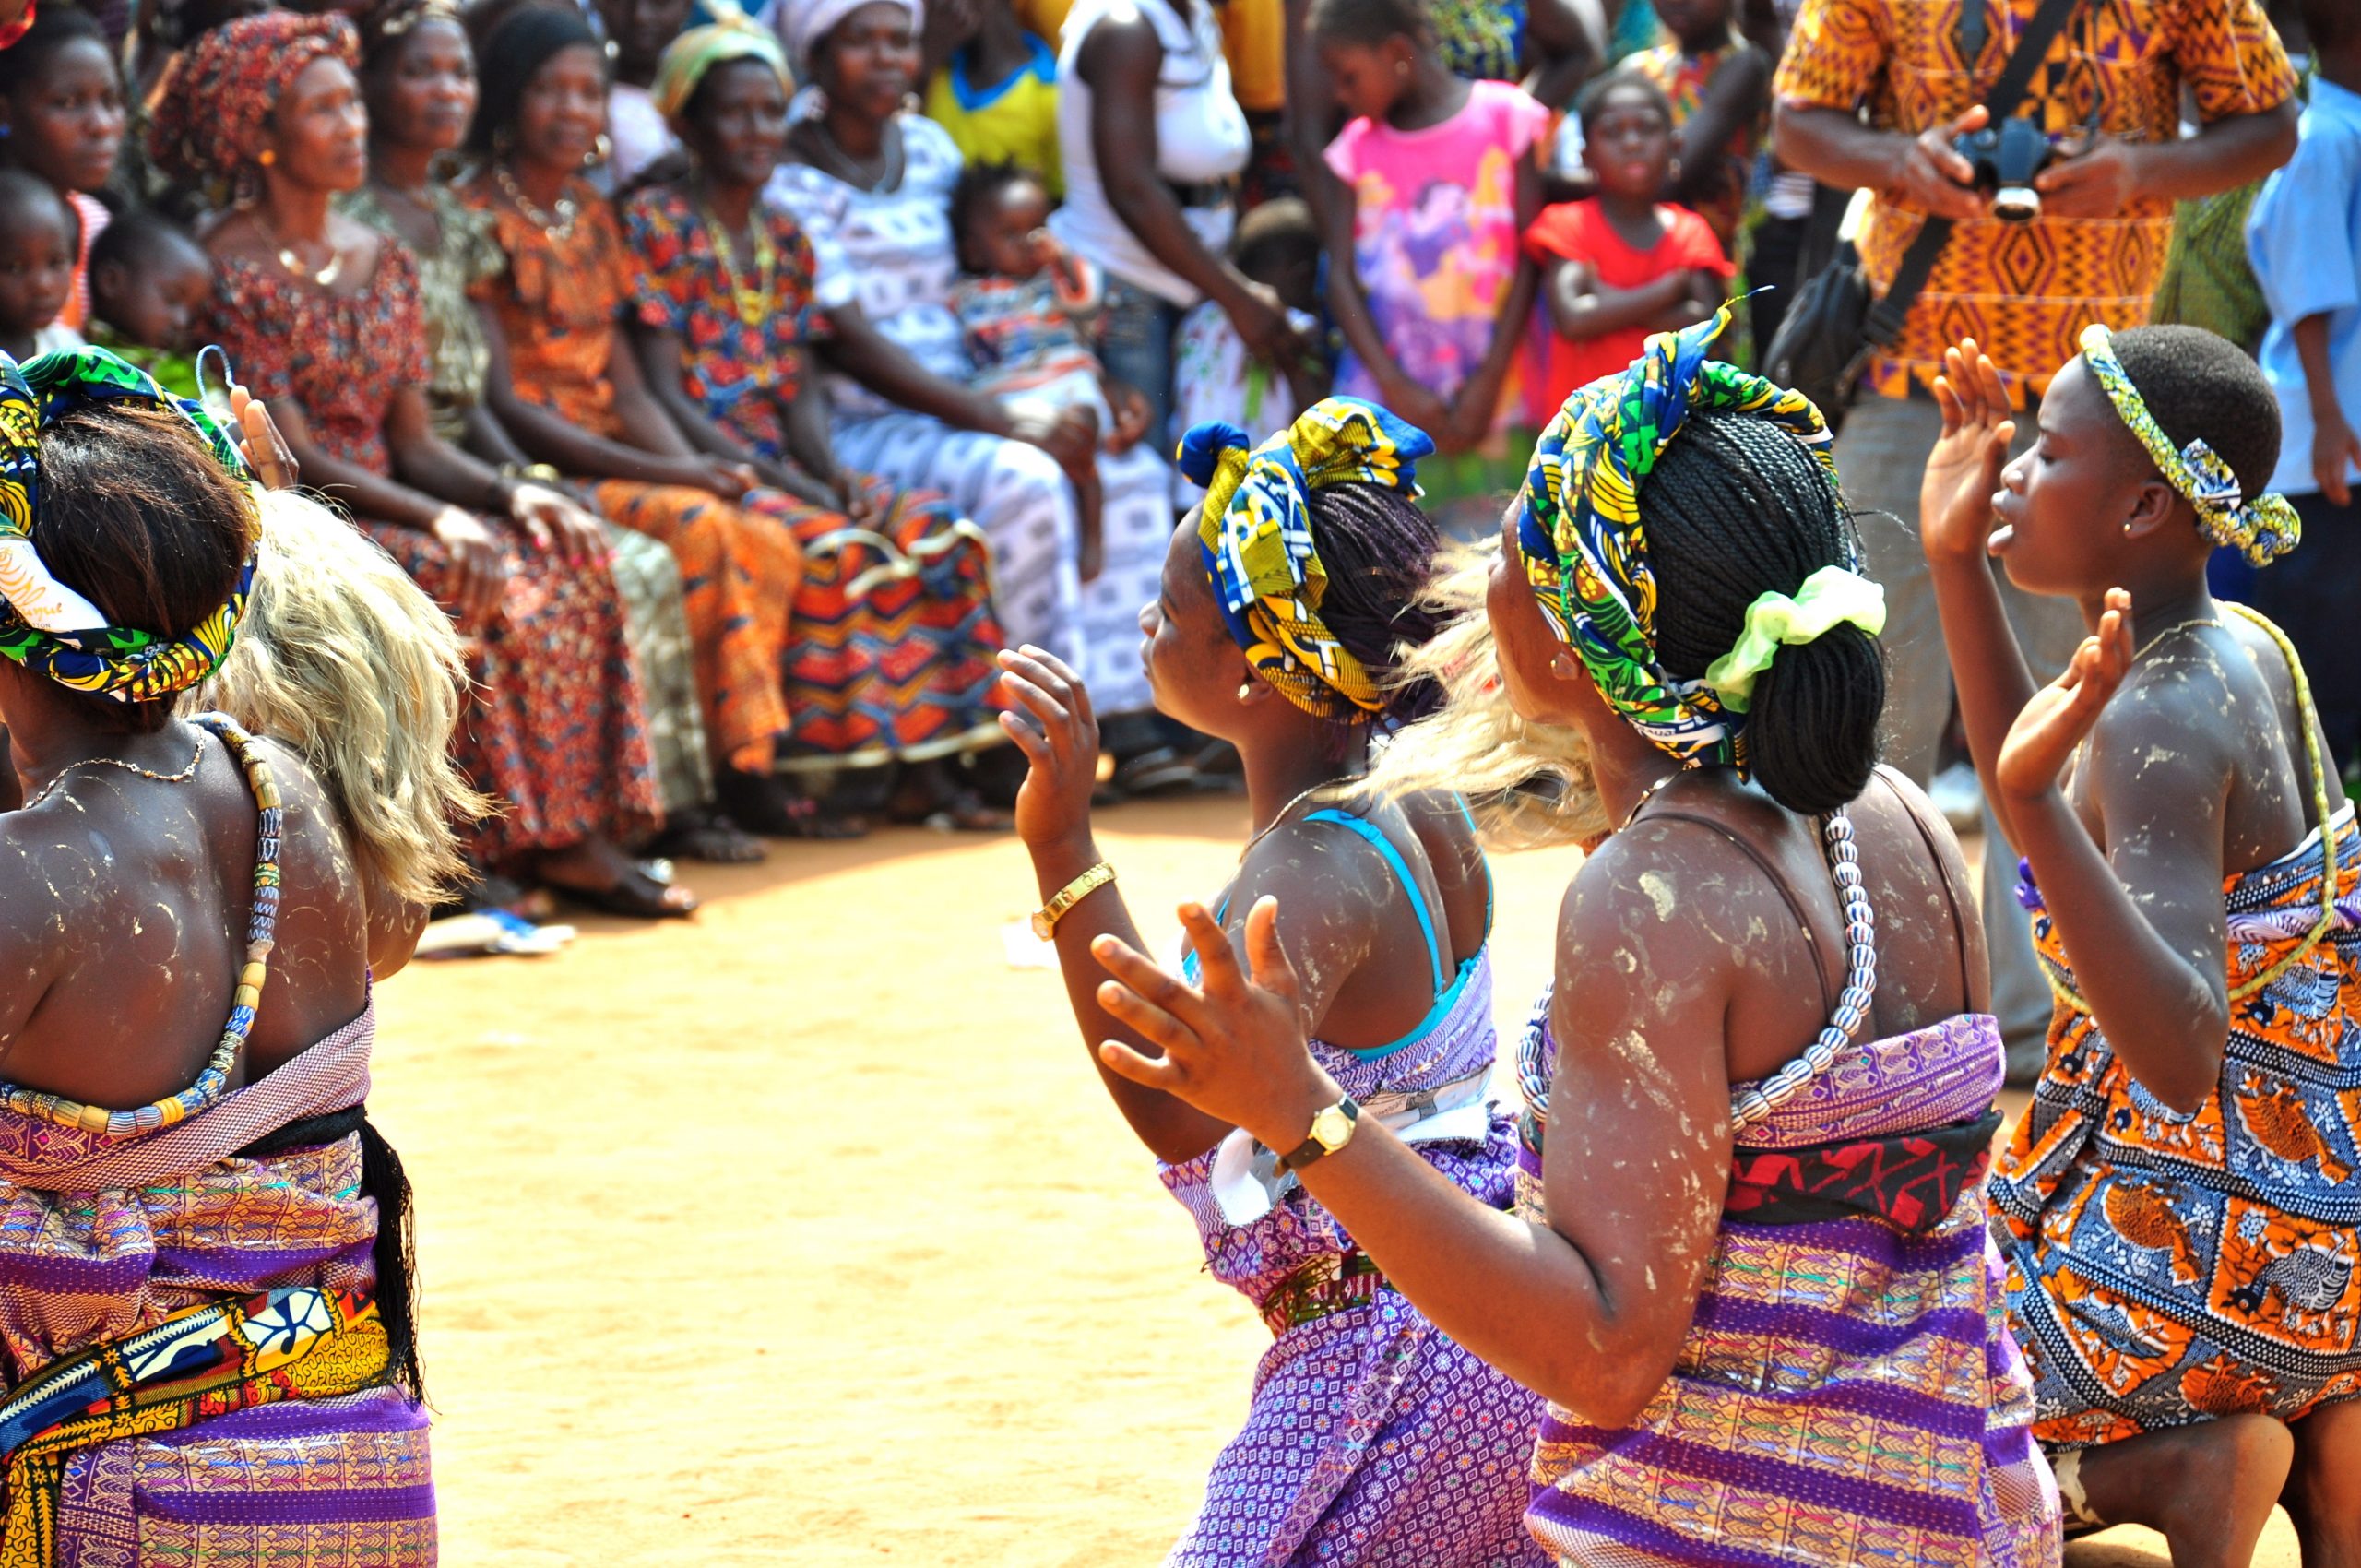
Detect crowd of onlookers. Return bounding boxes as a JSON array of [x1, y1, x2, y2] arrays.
[[0, 0, 2347, 974]]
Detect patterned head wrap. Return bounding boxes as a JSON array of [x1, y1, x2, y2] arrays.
[[783, 0, 921, 76], [146, 12, 361, 194], [2078, 324, 2302, 567], [653, 1, 791, 120], [1517, 303, 1846, 771], [0, 348, 259, 703], [1174, 398, 1431, 725]]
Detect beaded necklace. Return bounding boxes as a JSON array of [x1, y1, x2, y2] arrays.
[[0, 714, 285, 1137], [494, 164, 578, 243]]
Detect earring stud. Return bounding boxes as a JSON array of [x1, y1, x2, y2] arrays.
[[1237, 683, 1254, 700]]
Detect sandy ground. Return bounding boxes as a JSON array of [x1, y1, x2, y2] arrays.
[[370, 793, 2299, 1565]]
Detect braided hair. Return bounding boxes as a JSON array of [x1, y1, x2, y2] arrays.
[[1301, 481, 1446, 750], [1643, 412, 1884, 815]]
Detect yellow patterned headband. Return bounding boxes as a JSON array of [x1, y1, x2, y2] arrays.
[[1175, 399, 1431, 724], [2079, 325, 2301, 567]]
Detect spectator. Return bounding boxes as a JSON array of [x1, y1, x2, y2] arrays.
[[0, 166, 80, 357], [599, 0, 697, 189], [0, 6, 123, 334], [82, 205, 209, 390], [1051, 0, 1273, 449], [1628, 0, 1770, 255], [2246, 0, 2361, 777], [1311, 0, 1547, 519], [1525, 71, 1729, 413], [1774, 0, 2299, 1077], [1170, 193, 1324, 488], [766, 0, 1187, 787], [923, 0, 1062, 195]]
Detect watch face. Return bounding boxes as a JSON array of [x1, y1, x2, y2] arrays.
[[1311, 1104, 1353, 1149], [1030, 910, 1055, 942]]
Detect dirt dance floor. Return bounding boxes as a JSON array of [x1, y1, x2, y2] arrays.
[[371, 793, 2296, 1564]]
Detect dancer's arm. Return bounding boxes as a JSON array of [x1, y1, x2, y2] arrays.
[[1092, 826, 1735, 1423], [998, 648, 1418, 1167], [1994, 600, 2237, 1112], [1919, 340, 2044, 848]]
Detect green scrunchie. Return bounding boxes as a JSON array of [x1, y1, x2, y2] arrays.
[[1701, 566, 1886, 712]]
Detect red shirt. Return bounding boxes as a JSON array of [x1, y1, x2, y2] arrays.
[[1524, 198, 1733, 414]]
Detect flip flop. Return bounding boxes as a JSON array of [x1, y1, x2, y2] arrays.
[[547, 865, 699, 921]]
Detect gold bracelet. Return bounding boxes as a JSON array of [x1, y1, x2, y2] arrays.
[[1032, 861, 1116, 941]]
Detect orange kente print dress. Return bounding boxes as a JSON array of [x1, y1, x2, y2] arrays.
[[1993, 692, 2361, 1444]]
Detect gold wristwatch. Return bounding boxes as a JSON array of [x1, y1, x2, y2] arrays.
[[1276, 1096, 1360, 1172], [1032, 861, 1115, 940]]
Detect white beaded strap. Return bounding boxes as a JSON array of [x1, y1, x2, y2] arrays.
[[1728, 806, 1878, 1132]]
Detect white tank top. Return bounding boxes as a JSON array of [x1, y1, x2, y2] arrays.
[[1048, 0, 1250, 307]]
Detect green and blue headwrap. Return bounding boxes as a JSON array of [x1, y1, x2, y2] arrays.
[[1518, 304, 1869, 772], [0, 347, 259, 703], [2079, 324, 2301, 567], [1176, 398, 1431, 724]]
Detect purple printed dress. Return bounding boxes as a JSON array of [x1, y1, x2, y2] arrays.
[[1157, 808, 1546, 1567]]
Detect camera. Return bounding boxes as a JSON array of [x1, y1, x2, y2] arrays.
[[1952, 117, 2056, 223]]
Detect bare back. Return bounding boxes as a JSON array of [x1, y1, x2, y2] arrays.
[[0, 721, 370, 1107]]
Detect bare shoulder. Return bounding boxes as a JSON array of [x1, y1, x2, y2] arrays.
[[1561, 815, 1746, 980]]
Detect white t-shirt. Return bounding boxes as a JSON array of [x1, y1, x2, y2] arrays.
[[1048, 0, 1249, 307]]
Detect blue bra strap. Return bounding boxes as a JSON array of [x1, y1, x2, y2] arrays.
[[1304, 809, 1447, 991]]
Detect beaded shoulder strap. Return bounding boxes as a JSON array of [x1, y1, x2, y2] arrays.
[[1725, 807, 1879, 1133], [0, 713, 283, 1137]]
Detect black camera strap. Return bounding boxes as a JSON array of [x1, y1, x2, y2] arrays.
[[1862, 0, 2088, 349]]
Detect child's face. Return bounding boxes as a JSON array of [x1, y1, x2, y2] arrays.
[[3, 35, 125, 195], [1317, 35, 1413, 125], [966, 182, 1053, 279], [0, 204, 77, 342], [1654, 0, 1733, 49], [1991, 359, 2156, 595], [100, 243, 213, 355], [1582, 89, 1674, 198]]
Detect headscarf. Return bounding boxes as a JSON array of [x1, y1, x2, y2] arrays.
[[146, 11, 360, 195], [469, 3, 600, 157], [653, 0, 790, 121], [2078, 324, 2302, 567], [1174, 398, 1431, 725], [0, 347, 259, 703], [1517, 304, 1853, 773], [781, 0, 920, 77]]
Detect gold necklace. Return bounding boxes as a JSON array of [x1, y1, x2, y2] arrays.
[[23, 732, 206, 811], [494, 164, 578, 242], [2130, 614, 2222, 663], [1620, 768, 1687, 830], [700, 205, 776, 327], [254, 208, 342, 289], [1238, 776, 1360, 862]]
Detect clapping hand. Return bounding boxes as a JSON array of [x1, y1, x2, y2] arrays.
[[1089, 897, 1338, 1154], [1996, 588, 2135, 802], [1922, 339, 2015, 565]]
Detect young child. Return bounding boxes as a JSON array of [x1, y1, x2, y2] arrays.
[[1922, 325, 2361, 1563], [924, 0, 1062, 196], [1171, 195, 1325, 482], [1310, 0, 1546, 515], [1524, 71, 1730, 413], [2244, 0, 2361, 777], [84, 208, 213, 398], [949, 160, 1152, 576], [1628, 0, 1771, 256], [0, 170, 86, 362]]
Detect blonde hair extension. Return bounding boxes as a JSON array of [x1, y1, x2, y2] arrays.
[[199, 489, 484, 909], [1370, 540, 1609, 849]]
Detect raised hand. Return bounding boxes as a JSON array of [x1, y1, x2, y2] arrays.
[[996, 645, 1101, 852], [228, 385, 300, 492], [1092, 897, 1337, 1152], [1922, 339, 2015, 566], [1996, 588, 2135, 801]]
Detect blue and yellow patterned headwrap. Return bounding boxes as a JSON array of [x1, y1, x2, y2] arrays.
[[2079, 324, 2301, 567], [1518, 304, 1845, 771], [1176, 398, 1431, 724], [0, 347, 258, 703]]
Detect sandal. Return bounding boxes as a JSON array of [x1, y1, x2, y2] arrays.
[[719, 770, 869, 840], [651, 811, 769, 865], [546, 863, 699, 921]]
